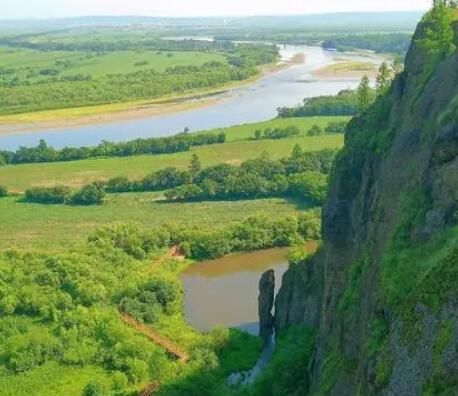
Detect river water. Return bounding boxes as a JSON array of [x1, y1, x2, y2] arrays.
[[0, 46, 382, 150], [180, 243, 318, 336]]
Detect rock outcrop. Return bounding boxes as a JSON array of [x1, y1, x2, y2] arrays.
[[258, 269, 275, 340], [274, 12, 458, 396]]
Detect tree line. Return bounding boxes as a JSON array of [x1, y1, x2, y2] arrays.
[[277, 89, 360, 118], [0, 42, 278, 115], [92, 211, 321, 261], [0, 62, 256, 115], [0, 132, 225, 165], [106, 147, 335, 202], [251, 124, 347, 141], [0, 37, 236, 53], [278, 61, 400, 118], [321, 33, 412, 54], [215, 32, 413, 55], [17, 147, 336, 206], [163, 150, 331, 205]]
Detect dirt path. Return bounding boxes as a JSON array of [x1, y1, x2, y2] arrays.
[[139, 382, 160, 396], [119, 311, 189, 363]]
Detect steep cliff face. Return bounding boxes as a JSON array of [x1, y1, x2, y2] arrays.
[[275, 13, 458, 396], [259, 269, 275, 340]]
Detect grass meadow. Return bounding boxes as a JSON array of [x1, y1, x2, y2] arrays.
[[0, 118, 345, 192], [0, 193, 305, 251], [0, 47, 226, 78]]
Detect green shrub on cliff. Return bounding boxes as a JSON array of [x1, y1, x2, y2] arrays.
[[420, 1, 457, 55]]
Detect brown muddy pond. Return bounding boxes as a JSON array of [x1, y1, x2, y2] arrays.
[[180, 242, 318, 335]]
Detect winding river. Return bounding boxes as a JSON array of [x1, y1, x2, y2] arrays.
[[0, 46, 383, 150]]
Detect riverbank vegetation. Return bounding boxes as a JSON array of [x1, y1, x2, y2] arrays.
[[0, 117, 348, 166], [0, 132, 226, 165], [16, 148, 332, 208], [0, 230, 263, 396], [0, 146, 331, 251], [0, 118, 346, 192], [0, 35, 278, 116], [278, 60, 399, 118], [215, 32, 413, 55]]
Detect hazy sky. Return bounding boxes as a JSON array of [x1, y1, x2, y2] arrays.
[[2, 0, 431, 19]]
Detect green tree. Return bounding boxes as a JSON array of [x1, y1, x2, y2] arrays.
[[421, 1, 456, 54], [0, 185, 7, 197], [357, 75, 372, 113], [71, 183, 106, 206], [189, 153, 202, 176], [376, 62, 393, 96], [291, 144, 304, 160], [81, 381, 109, 396], [307, 125, 323, 136]]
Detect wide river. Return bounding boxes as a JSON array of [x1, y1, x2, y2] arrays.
[[180, 242, 318, 336], [0, 46, 383, 150]]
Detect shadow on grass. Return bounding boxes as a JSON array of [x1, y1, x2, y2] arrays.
[[156, 328, 263, 396]]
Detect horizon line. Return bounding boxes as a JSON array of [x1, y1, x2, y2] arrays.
[[0, 9, 427, 22]]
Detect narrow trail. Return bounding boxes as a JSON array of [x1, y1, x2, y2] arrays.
[[119, 311, 189, 363], [147, 246, 185, 274], [122, 246, 189, 395], [139, 382, 160, 396]]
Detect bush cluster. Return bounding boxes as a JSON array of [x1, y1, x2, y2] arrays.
[[90, 211, 321, 261], [163, 148, 333, 205], [25, 183, 105, 206], [105, 147, 335, 200]]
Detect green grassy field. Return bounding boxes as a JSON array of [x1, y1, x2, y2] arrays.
[[0, 47, 226, 79], [0, 361, 117, 396], [0, 118, 345, 192], [0, 117, 343, 250], [0, 193, 304, 251], [209, 116, 350, 142]]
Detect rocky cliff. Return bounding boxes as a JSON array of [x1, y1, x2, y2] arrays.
[[274, 10, 458, 396], [259, 269, 275, 340]]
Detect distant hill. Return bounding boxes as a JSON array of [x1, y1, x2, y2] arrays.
[[0, 11, 423, 34]]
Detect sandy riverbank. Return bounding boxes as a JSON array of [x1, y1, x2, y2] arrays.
[[312, 59, 378, 79]]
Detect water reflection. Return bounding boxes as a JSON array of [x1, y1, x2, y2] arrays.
[[180, 242, 318, 335]]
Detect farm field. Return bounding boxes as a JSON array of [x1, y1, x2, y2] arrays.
[[0, 118, 345, 192]]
